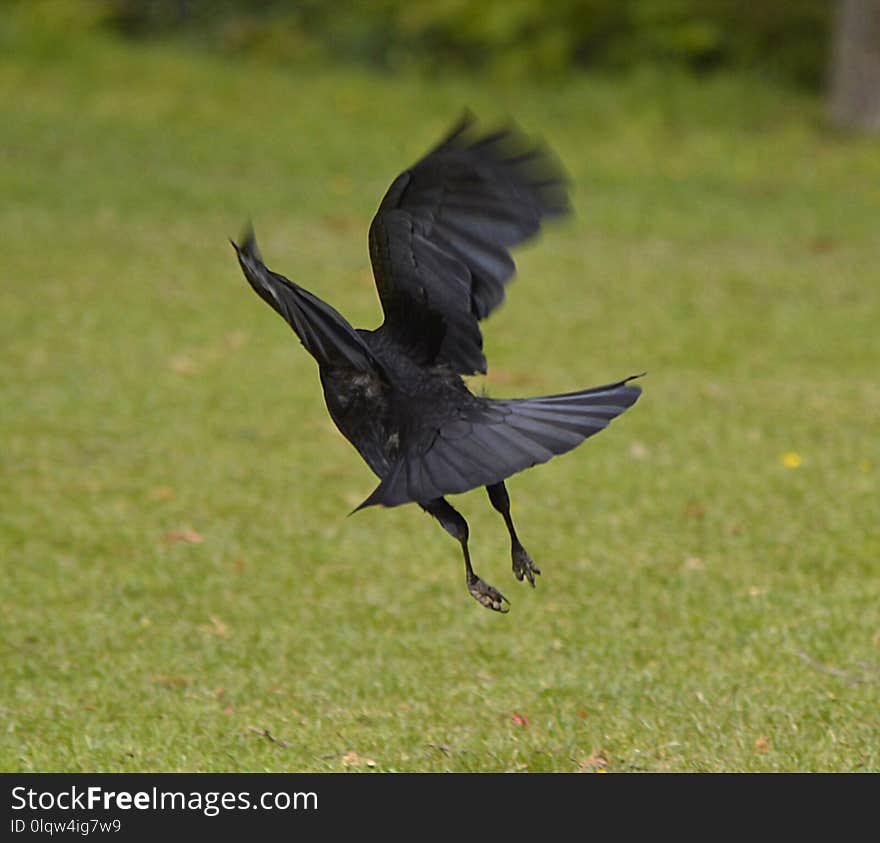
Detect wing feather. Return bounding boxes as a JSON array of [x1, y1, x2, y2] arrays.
[[233, 229, 380, 373], [368, 114, 570, 375]]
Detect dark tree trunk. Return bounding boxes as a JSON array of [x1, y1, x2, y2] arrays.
[[829, 0, 880, 130]]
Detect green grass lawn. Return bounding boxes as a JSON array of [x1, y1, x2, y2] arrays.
[[2, 24, 879, 772]]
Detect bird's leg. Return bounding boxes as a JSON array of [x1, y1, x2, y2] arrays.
[[421, 498, 509, 613], [486, 482, 541, 587]]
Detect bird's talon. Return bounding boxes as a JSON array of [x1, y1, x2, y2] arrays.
[[512, 545, 541, 588], [468, 574, 509, 613]]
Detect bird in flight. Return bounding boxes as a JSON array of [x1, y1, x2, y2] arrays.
[[232, 114, 642, 612]]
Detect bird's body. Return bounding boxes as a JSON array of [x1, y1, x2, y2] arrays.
[[233, 114, 642, 611], [320, 335, 473, 483]]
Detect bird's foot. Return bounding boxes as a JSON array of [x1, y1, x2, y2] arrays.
[[467, 571, 509, 613], [512, 544, 541, 588]]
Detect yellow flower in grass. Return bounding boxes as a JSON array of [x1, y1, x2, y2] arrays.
[[781, 452, 802, 469]]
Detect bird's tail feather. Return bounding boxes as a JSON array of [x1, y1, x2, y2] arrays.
[[356, 374, 643, 509], [498, 376, 643, 451]]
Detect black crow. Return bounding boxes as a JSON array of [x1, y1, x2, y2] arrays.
[[232, 114, 642, 612]]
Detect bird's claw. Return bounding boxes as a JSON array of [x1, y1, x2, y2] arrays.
[[467, 573, 509, 613], [512, 544, 541, 588]]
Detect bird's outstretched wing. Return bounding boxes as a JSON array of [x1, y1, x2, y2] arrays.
[[233, 228, 381, 374], [356, 376, 642, 509], [368, 113, 570, 375]]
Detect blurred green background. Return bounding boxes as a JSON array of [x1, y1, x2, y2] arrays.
[[103, 0, 832, 87], [1, 0, 878, 772]]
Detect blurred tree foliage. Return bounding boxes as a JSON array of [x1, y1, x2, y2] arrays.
[[42, 0, 838, 87]]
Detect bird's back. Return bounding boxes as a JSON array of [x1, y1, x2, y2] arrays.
[[321, 328, 479, 482]]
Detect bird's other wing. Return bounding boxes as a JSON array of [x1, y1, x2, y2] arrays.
[[368, 113, 570, 375], [233, 227, 381, 374], [356, 375, 642, 509]]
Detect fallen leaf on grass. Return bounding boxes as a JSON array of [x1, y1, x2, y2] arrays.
[[754, 736, 771, 754], [199, 616, 232, 638], [168, 354, 199, 374], [321, 214, 360, 234], [578, 749, 609, 772], [807, 235, 836, 255], [629, 441, 649, 460], [342, 751, 376, 768], [163, 528, 204, 544]]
